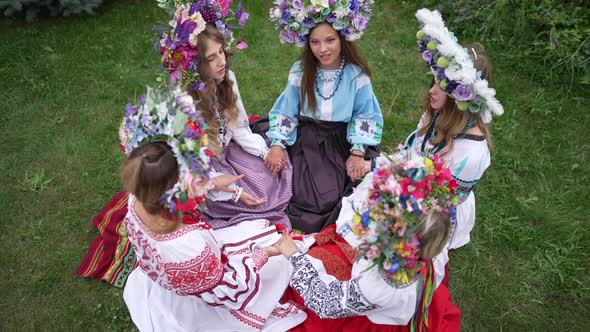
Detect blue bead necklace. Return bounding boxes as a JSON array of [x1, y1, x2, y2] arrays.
[[315, 57, 346, 100]]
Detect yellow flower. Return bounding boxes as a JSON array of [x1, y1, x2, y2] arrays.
[[424, 157, 434, 172]]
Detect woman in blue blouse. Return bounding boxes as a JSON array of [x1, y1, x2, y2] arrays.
[[258, 1, 383, 233]]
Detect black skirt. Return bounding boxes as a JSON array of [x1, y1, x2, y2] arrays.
[[252, 116, 379, 233]]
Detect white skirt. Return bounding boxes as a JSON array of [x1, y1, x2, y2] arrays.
[[124, 220, 306, 332]]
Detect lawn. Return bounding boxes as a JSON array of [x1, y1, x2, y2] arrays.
[[0, 0, 588, 330]]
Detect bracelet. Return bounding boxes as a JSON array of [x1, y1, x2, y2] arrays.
[[232, 187, 243, 203], [350, 152, 365, 159]]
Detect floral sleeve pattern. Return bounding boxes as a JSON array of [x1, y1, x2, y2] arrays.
[[288, 251, 378, 319]]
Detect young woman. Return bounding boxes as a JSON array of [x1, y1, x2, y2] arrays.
[[76, 0, 292, 289], [274, 154, 461, 331], [405, 9, 503, 251], [121, 141, 305, 331], [189, 24, 293, 231], [259, 1, 383, 233]]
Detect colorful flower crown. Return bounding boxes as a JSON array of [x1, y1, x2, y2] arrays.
[[352, 151, 459, 287], [269, 0, 374, 47], [119, 86, 214, 214], [416, 8, 503, 123], [157, 0, 249, 91]]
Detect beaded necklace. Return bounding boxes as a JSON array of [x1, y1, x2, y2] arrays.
[[314, 57, 346, 100], [213, 94, 228, 148]]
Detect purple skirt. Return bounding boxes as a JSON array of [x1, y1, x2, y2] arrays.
[[201, 141, 293, 230]]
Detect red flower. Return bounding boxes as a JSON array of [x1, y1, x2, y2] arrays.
[[175, 197, 197, 212]]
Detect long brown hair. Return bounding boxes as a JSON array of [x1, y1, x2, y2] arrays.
[[189, 24, 239, 156], [300, 23, 372, 115], [417, 42, 494, 154], [121, 142, 178, 216]]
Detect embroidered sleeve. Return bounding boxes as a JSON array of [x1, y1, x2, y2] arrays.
[[267, 62, 301, 147], [288, 251, 379, 319], [228, 71, 270, 159], [449, 147, 490, 202], [347, 73, 383, 152], [198, 247, 268, 310]]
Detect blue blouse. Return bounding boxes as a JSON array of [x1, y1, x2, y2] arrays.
[[267, 61, 383, 152]]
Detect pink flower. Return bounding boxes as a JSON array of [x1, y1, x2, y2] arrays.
[[215, 0, 231, 15]]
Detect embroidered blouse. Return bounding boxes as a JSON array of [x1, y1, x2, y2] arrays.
[[206, 70, 270, 202], [267, 61, 383, 153], [287, 249, 448, 325], [124, 195, 269, 310], [404, 113, 490, 203]]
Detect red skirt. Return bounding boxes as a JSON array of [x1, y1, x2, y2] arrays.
[[75, 191, 137, 287], [284, 225, 461, 332]]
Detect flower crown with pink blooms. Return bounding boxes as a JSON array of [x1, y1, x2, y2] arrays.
[[119, 86, 214, 215], [352, 151, 459, 287], [157, 0, 249, 91], [269, 0, 374, 47], [416, 8, 503, 123]]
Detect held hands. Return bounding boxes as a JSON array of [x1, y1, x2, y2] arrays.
[[270, 231, 299, 257], [264, 145, 286, 176], [346, 149, 366, 181]]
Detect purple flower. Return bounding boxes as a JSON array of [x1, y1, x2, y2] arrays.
[[138, 94, 146, 105], [350, 0, 360, 13], [292, 0, 303, 10], [125, 103, 138, 116], [422, 51, 433, 63], [281, 11, 292, 25], [341, 27, 351, 36], [452, 84, 475, 101], [280, 30, 298, 43], [299, 34, 308, 43], [235, 2, 249, 26], [279, 0, 288, 10], [444, 80, 459, 94], [326, 13, 336, 23], [303, 17, 317, 28], [352, 15, 368, 30]]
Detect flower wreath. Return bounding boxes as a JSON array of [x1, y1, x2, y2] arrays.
[[352, 151, 459, 286], [119, 86, 214, 214], [416, 8, 503, 123], [269, 0, 374, 47], [157, 0, 249, 91]]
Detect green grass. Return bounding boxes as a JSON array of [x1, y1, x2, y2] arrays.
[[1, 0, 589, 330]]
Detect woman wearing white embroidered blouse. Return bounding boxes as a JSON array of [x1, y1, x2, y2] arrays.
[[271, 153, 462, 331], [121, 142, 305, 331]]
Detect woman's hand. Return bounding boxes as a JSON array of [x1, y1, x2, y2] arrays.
[[261, 245, 281, 257], [212, 174, 245, 192], [346, 149, 366, 181], [272, 232, 299, 257], [264, 145, 286, 176], [239, 191, 267, 206]]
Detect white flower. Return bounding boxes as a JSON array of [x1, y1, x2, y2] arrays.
[[176, 94, 194, 110], [185, 139, 196, 151], [335, 7, 350, 18], [295, 11, 307, 23], [273, 8, 282, 19], [156, 102, 168, 120], [345, 33, 362, 41], [310, 0, 329, 8], [188, 12, 206, 47]]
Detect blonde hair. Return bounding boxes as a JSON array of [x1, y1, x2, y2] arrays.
[[418, 42, 494, 155], [416, 210, 451, 260], [190, 24, 239, 156], [121, 142, 178, 215]]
